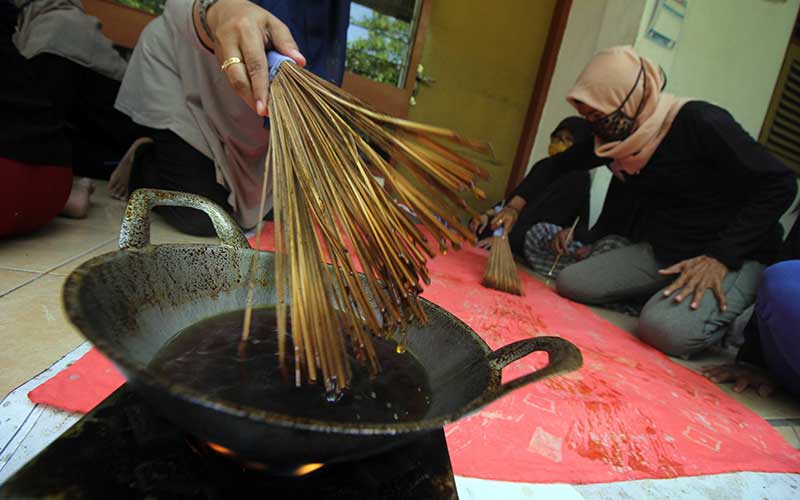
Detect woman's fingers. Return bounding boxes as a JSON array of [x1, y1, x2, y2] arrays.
[[477, 215, 488, 233], [501, 216, 509, 231], [225, 60, 255, 110], [216, 29, 255, 110], [549, 235, 559, 254], [658, 262, 684, 275], [238, 22, 270, 115], [675, 276, 701, 305], [689, 281, 707, 309], [712, 280, 728, 312], [490, 213, 502, 230], [757, 383, 776, 398], [551, 231, 568, 255], [264, 12, 306, 66], [700, 365, 727, 380], [703, 364, 776, 398], [207, 2, 306, 114], [470, 215, 489, 233], [553, 234, 563, 255], [732, 376, 751, 393], [491, 211, 513, 231], [663, 273, 689, 297], [559, 236, 569, 255]]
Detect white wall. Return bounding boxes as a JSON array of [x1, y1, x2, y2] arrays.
[[635, 0, 800, 137]]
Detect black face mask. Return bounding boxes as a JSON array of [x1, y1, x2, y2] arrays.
[[589, 60, 648, 142]]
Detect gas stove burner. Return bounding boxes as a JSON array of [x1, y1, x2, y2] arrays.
[[188, 438, 326, 476], [0, 386, 458, 499]]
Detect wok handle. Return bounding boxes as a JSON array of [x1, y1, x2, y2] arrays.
[[487, 336, 583, 398], [119, 189, 251, 250]]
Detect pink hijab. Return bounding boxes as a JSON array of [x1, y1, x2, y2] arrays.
[[567, 46, 689, 176]]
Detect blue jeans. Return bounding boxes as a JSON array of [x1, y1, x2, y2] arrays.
[[757, 261, 800, 397]]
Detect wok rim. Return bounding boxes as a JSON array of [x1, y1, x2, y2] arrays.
[[62, 243, 503, 436]]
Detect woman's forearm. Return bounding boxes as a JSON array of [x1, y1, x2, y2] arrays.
[[507, 195, 526, 212]]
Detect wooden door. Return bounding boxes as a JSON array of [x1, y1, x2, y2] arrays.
[[406, 0, 558, 210]]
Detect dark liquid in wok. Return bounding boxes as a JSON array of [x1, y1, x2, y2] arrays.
[[149, 307, 431, 423]]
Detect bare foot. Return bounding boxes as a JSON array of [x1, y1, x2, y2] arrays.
[[61, 177, 96, 219], [109, 137, 153, 200]]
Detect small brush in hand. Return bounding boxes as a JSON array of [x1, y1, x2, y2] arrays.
[[481, 227, 523, 296], [544, 216, 581, 279]]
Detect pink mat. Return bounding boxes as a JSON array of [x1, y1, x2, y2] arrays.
[[29, 348, 124, 414], [31, 223, 800, 484], [416, 245, 800, 482]]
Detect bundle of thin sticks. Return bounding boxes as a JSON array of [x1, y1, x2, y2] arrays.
[[242, 53, 492, 395], [481, 227, 523, 296]]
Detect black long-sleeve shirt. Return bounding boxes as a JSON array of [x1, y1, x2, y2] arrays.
[[572, 176, 641, 244], [513, 101, 798, 269]]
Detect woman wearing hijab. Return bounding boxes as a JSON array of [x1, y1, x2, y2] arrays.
[[498, 45, 797, 358], [469, 117, 593, 256]]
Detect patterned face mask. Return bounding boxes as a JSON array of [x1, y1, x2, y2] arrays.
[[589, 60, 648, 143]]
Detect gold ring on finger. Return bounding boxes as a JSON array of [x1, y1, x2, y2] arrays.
[[220, 57, 243, 72]]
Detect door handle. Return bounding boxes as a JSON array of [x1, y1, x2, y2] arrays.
[[411, 64, 436, 106]]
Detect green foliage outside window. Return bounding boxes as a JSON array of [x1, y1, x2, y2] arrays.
[[345, 9, 412, 87], [112, 0, 166, 15]]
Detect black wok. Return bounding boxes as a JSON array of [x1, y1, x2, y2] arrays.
[[63, 189, 582, 464]]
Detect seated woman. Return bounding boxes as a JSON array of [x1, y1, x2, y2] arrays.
[[0, 0, 143, 235], [501, 46, 797, 358], [702, 215, 800, 399], [522, 175, 639, 278], [110, 0, 350, 236], [469, 117, 593, 256]]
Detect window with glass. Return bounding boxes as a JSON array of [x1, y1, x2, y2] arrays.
[[345, 0, 421, 87]]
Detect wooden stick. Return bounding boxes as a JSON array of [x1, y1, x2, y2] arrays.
[[546, 216, 581, 278]]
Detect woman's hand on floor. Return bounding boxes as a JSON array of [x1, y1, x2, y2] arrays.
[[658, 255, 729, 311], [198, 0, 306, 116], [701, 363, 776, 397]]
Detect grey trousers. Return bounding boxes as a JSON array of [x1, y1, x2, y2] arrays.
[[556, 243, 764, 357]]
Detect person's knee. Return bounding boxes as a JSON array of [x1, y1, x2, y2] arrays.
[[637, 309, 691, 357], [759, 261, 800, 299], [637, 301, 702, 358], [756, 260, 800, 330], [556, 262, 604, 304]]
